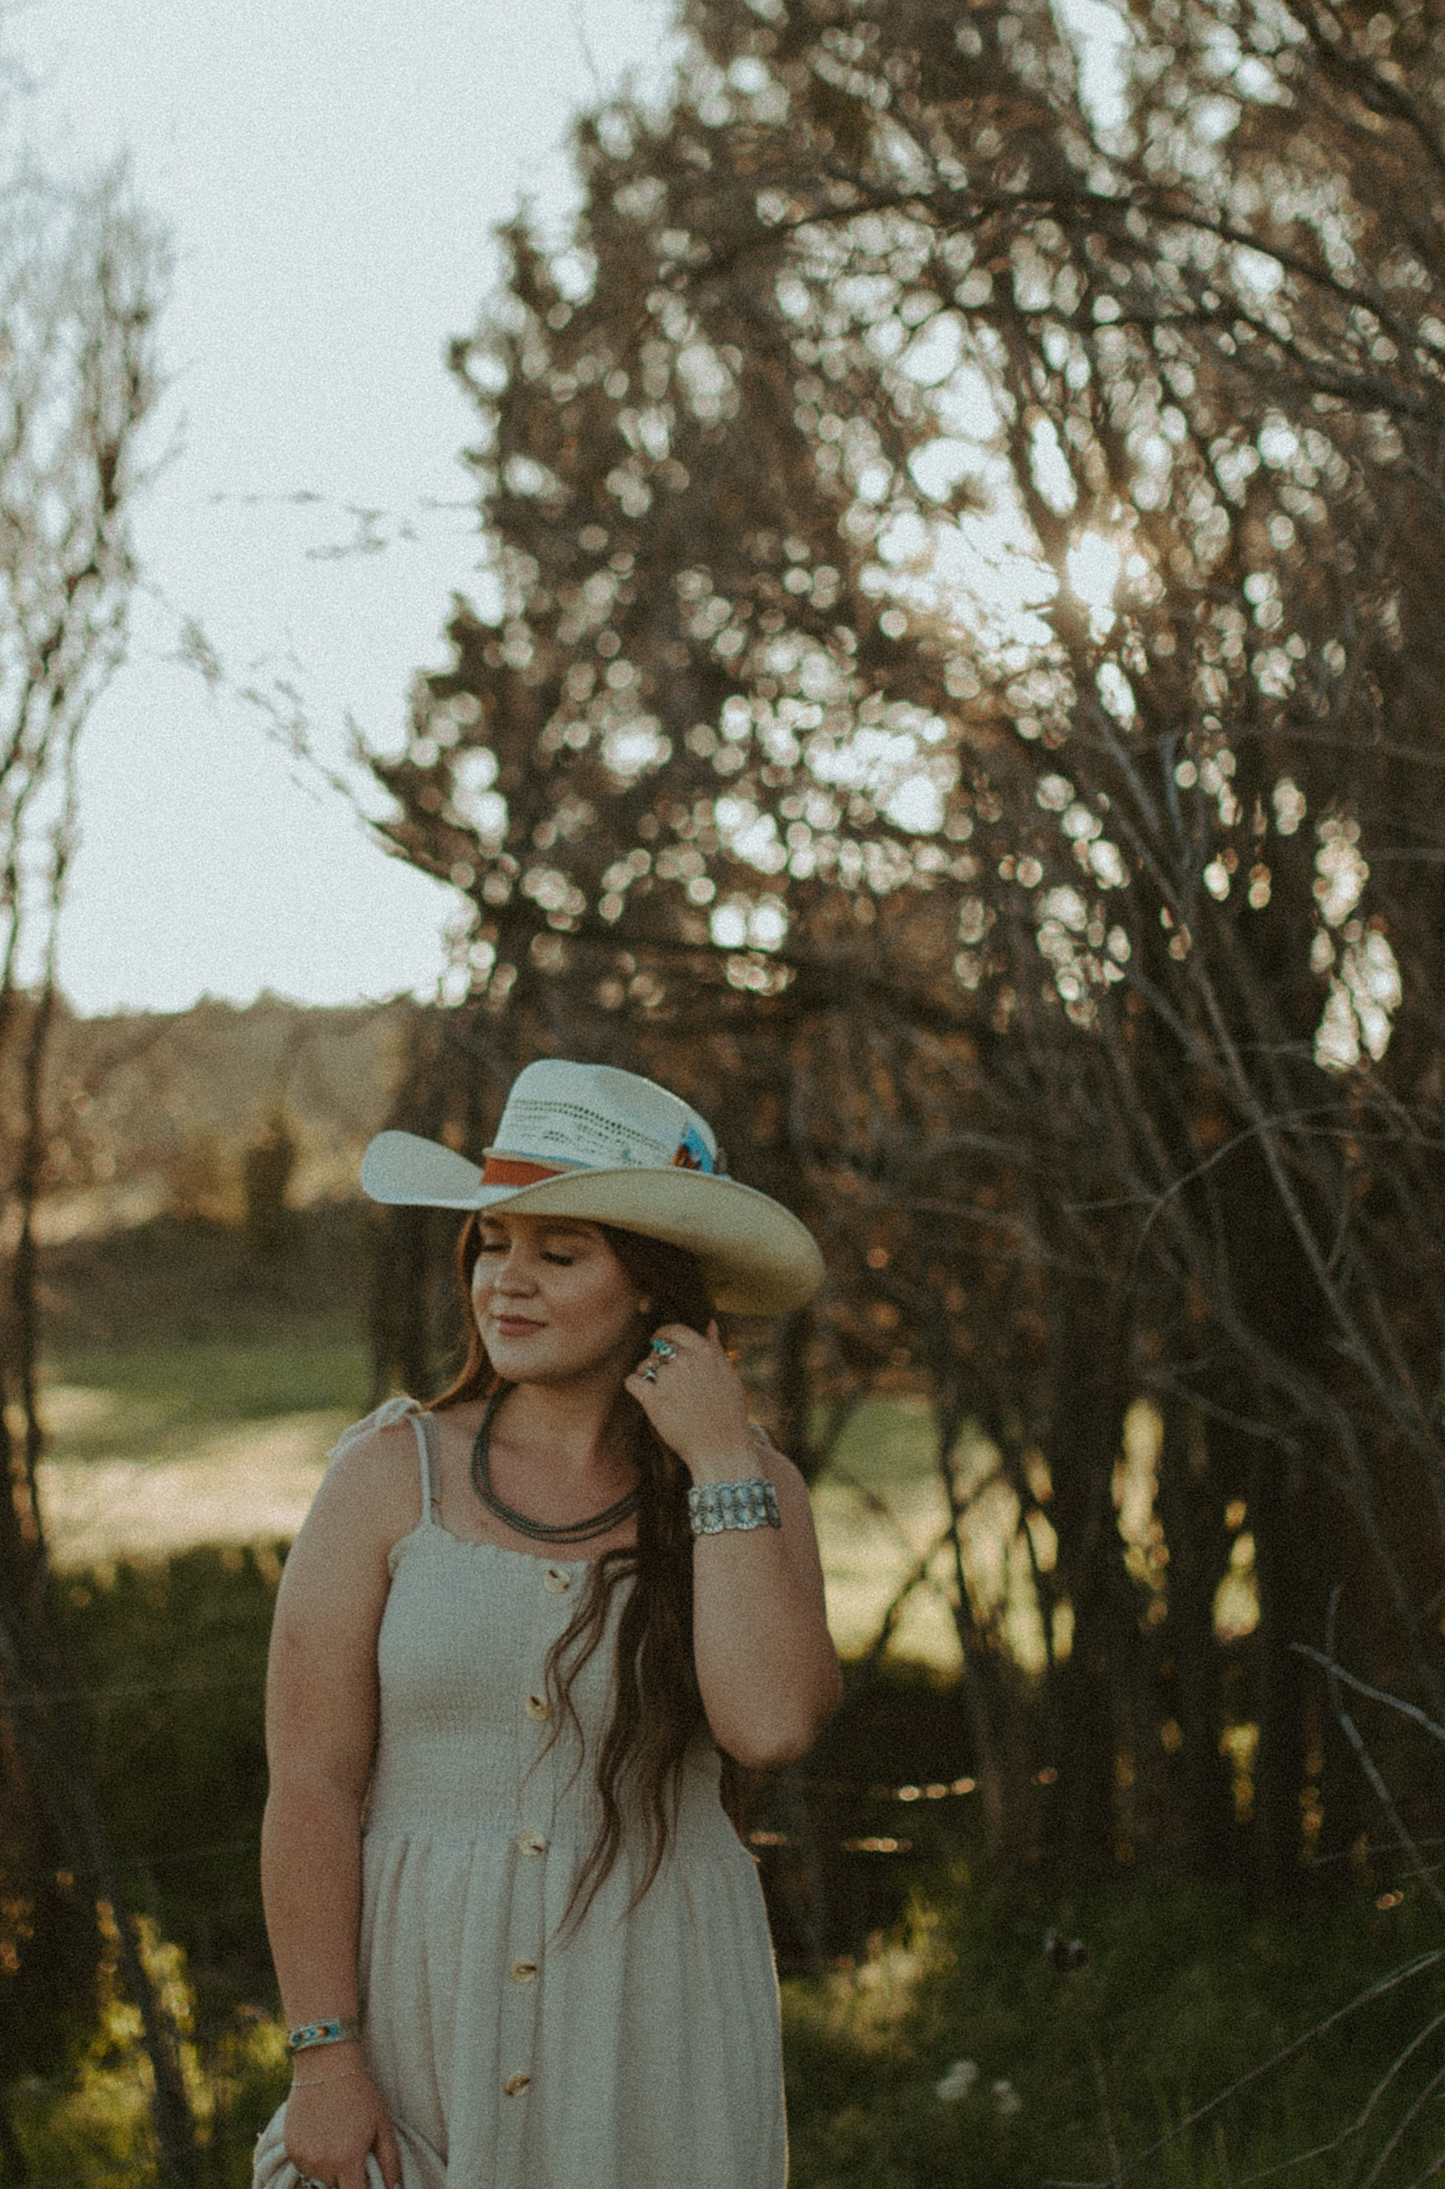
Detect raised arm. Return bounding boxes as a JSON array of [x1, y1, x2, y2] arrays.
[[625, 1324, 843, 1768], [261, 1421, 413, 2189]]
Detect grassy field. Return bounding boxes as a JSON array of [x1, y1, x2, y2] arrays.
[[41, 1205, 374, 1444], [37, 1224, 968, 1666], [45, 1333, 367, 1458], [779, 1874, 1445, 2189], [39, 1371, 966, 1662]]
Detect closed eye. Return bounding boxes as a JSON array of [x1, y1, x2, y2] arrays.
[[476, 1239, 575, 1266]]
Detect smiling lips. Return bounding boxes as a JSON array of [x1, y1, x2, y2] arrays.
[[493, 1315, 545, 1337]]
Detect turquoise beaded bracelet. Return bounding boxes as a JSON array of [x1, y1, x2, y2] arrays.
[[288, 2015, 361, 2052], [687, 1477, 781, 1535]]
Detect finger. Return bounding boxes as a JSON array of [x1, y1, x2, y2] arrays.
[[701, 1319, 736, 1365], [376, 2112, 404, 2189]]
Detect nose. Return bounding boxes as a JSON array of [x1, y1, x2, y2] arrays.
[[477, 1239, 537, 1296]]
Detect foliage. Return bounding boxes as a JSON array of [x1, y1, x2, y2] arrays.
[[241, 1111, 299, 1258], [55, 1547, 278, 2004], [14, 1528, 1445, 2187], [19, 1854, 1443, 2187], [361, 0, 1445, 1905], [23, 993, 414, 1236], [0, 117, 190, 2176], [11, 1908, 290, 2189], [783, 1874, 1445, 2188]]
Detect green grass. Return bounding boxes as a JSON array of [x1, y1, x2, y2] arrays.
[[57, 1547, 278, 2004], [38, 1229, 947, 1484], [783, 1874, 1445, 2189], [43, 1333, 370, 1460], [19, 1544, 1445, 2189], [823, 1394, 941, 1487], [19, 1867, 1444, 2188], [36, 1205, 376, 1461], [44, 1354, 933, 1474]]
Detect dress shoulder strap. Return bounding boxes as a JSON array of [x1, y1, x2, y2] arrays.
[[409, 1409, 441, 1526], [327, 1393, 419, 1465]]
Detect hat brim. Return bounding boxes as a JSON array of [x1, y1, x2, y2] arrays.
[[360, 1130, 823, 1317]]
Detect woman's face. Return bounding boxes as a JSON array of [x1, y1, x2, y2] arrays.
[[470, 1211, 649, 1388]]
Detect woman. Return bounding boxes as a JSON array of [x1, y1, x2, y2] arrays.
[[253, 1059, 842, 2189]]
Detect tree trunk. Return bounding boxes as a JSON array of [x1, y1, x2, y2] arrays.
[[1249, 1442, 1328, 1904], [1155, 1403, 1236, 1875], [1040, 1306, 1134, 1876], [772, 1309, 820, 1484], [0, 1612, 201, 2180], [0, 2088, 29, 2183]]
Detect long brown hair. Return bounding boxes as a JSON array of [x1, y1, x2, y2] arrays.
[[427, 1210, 721, 1927]]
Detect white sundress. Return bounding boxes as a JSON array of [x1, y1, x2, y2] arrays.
[[253, 1398, 788, 2189]]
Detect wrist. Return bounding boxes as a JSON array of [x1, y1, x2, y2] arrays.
[[682, 1446, 761, 1484], [290, 2035, 365, 2077], [291, 2060, 372, 2090]]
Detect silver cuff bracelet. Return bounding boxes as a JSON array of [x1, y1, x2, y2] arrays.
[[687, 1477, 782, 1536]]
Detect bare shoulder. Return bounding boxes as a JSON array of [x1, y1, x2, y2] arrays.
[[278, 1409, 422, 1610]]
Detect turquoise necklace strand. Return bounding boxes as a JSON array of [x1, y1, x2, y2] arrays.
[[470, 1381, 642, 1545]]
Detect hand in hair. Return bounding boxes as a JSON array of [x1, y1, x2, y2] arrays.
[[627, 1320, 842, 1766], [623, 1320, 755, 1482]]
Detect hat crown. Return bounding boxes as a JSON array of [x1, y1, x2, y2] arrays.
[[493, 1060, 717, 1175]]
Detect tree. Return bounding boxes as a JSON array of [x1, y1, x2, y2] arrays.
[[367, 0, 1445, 1904], [0, 150, 197, 2174]]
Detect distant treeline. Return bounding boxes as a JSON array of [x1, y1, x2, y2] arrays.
[[2, 993, 413, 1240]]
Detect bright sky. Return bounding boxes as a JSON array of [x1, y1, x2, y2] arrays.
[[4, 0, 673, 1015]]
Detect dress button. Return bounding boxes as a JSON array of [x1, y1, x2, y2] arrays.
[[510, 1959, 538, 1983], [515, 1828, 548, 1855], [525, 1693, 552, 1721], [544, 1566, 572, 1594], [503, 2071, 532, 2097]]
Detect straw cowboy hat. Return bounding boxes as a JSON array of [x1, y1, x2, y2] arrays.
[[360, 1059, 823, 1317]]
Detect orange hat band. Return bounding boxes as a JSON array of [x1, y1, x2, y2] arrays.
[[482, 1138, 714, 1188], [480, 1156, 570, 1188]]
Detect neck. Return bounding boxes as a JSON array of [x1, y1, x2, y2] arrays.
[[493, 1370, 633, 1480]]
